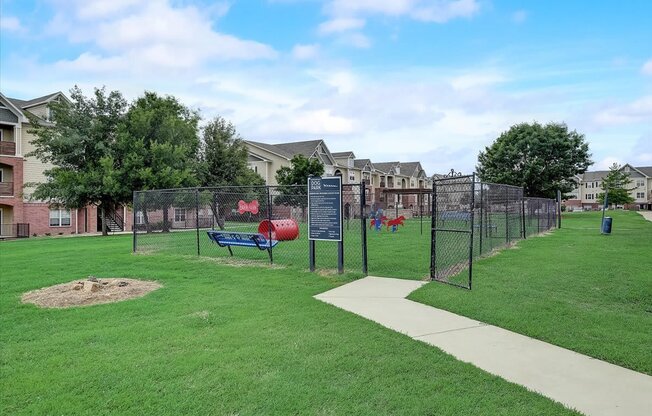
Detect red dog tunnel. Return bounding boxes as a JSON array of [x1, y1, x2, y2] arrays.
[[258, 219, 300, 241]]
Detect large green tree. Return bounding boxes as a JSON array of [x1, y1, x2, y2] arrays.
[[115, 92, 201, 231], [196, 116, 265, 229], [26, 86, 127, 235], [274, 155, 324, 211], [476, 122, 592, 198], [597, 163, 635, 205], [198, 116, 264, 187]]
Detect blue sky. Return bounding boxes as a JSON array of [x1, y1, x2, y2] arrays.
[[1, 0, 651, 175]]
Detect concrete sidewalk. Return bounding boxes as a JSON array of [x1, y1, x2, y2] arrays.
[[638, 211, 652, 222], [315, 276, 652, 416]]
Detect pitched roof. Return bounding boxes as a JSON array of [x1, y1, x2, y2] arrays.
[[245, 139, 337, 165], [400, 162, 424, 177], [246, 140, 294, 159], [582, 171, 609, 181], [332, 151, 355, 158], [373, 162, 399, 174], [273, 140, 323, 158], [636, 166, 652, 177], [354, 158, 373, 169], [8, 92, 66, 109]]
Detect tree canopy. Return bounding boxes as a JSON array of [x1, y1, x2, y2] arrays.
[[26, 86, 128, 234], [198, 116, 264, 187], [476, 122, 592, 199], [275, 155, 324, 208], [597, 163, 635, 205], [26, 86, 267, 235]]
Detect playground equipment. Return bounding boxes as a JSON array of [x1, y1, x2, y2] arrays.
[[386, 216, 406, 232], [258, 219, 300, 241]]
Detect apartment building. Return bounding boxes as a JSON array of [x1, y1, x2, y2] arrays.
[[244, 139, 433, 215], [0, 92, 131, 238], [565, 164, 652, 210]]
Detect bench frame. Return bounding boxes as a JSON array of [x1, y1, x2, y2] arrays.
[[207, 230, 278, 262]]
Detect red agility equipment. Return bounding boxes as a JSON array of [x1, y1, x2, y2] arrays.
[[258, 219, 299, 241]]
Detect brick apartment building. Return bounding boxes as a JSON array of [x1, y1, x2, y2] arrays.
[[0, 91, 131, 238]]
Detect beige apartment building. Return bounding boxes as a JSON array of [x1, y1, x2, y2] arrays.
[[0, 92, 131, 238], [565, 164, 652, 210], [244, 139, 433, 215]]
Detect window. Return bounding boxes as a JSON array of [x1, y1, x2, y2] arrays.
[[586, 194, 593, 200], [49, 208, 71, 227], [135, 211, 144, 225], [636, 180, 645, 187], [0, 130, 3, 141], [624, 166, 630, 173], [349, 174, 355, 181], [174, 208, 186, 222], [636, 192, 645, 199]]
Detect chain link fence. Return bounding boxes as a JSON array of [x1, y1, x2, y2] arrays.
[[133, 184, 366, 274], [432, 175, 559, 289]]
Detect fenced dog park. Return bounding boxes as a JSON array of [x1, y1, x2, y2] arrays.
[[3, 188, 652, 415], [133, 176, 559, 288]]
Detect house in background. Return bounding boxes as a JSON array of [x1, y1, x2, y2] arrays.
[[0, 91, 131, 238], [564, 164, 652, 210]]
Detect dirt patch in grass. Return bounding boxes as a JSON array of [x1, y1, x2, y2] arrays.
[[21, 277, 162, 309]]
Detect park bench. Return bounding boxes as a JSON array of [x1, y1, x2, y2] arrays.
[[207, 230, 278, 261]]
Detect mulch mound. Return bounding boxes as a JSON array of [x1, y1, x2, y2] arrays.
[[21, 277, 162, 309]]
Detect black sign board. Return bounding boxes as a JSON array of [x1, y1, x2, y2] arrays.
[[308, 176, 342, 241]]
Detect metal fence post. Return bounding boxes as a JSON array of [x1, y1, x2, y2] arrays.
[[479, 183, 483, 254], [132, 191, 137, 253], [338, 181, 344, 274], [468, 174, 476, 290], [521, 198, 526, 239], [360, 181, 368, 275], [557, 190, 562, 229], [195, 188, 200, 256], [505, 189, 509, 244], [267, 186, 274, 264], [430, 180, 438, 280]]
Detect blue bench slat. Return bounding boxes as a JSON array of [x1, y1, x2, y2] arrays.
[[206, 230, 278, 251]]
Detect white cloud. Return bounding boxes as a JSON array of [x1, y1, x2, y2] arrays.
[[324, 0, 480, 23], [291, 44, 320, 60], [1, 16, 23, 32], [339, 32, 372, 48], [512, 10, 528, 24], [593, 96, 652, 125], [642, 59, 652, 76], [318, 17, 366, 34], [45, 0, 276, 72]]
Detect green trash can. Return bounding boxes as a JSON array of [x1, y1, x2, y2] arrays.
[[601, 217, 612, 234]]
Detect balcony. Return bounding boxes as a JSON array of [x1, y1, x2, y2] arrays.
[[0, 182, 13, 196], [0, 141, 16, 156]]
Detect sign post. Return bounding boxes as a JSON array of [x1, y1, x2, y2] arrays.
[[308, 176, 343, 273]]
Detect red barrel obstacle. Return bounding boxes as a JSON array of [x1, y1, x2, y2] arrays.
[[258, 219, 299, 241]]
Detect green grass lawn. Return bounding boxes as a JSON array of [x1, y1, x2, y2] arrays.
[[411, 210, 652, 375], [0, 234, 578, 415]]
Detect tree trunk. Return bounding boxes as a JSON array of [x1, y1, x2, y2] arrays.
[[101, 204, 108, 236]]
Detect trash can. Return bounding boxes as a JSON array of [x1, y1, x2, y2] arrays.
[[601, 217, 612, 234]]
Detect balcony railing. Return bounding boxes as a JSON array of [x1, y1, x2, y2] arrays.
[[0, 182, 13, 196], [0, 140, 16, 156]]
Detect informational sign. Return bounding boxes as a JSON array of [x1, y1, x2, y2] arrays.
[[308, 176, 342, 241]]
